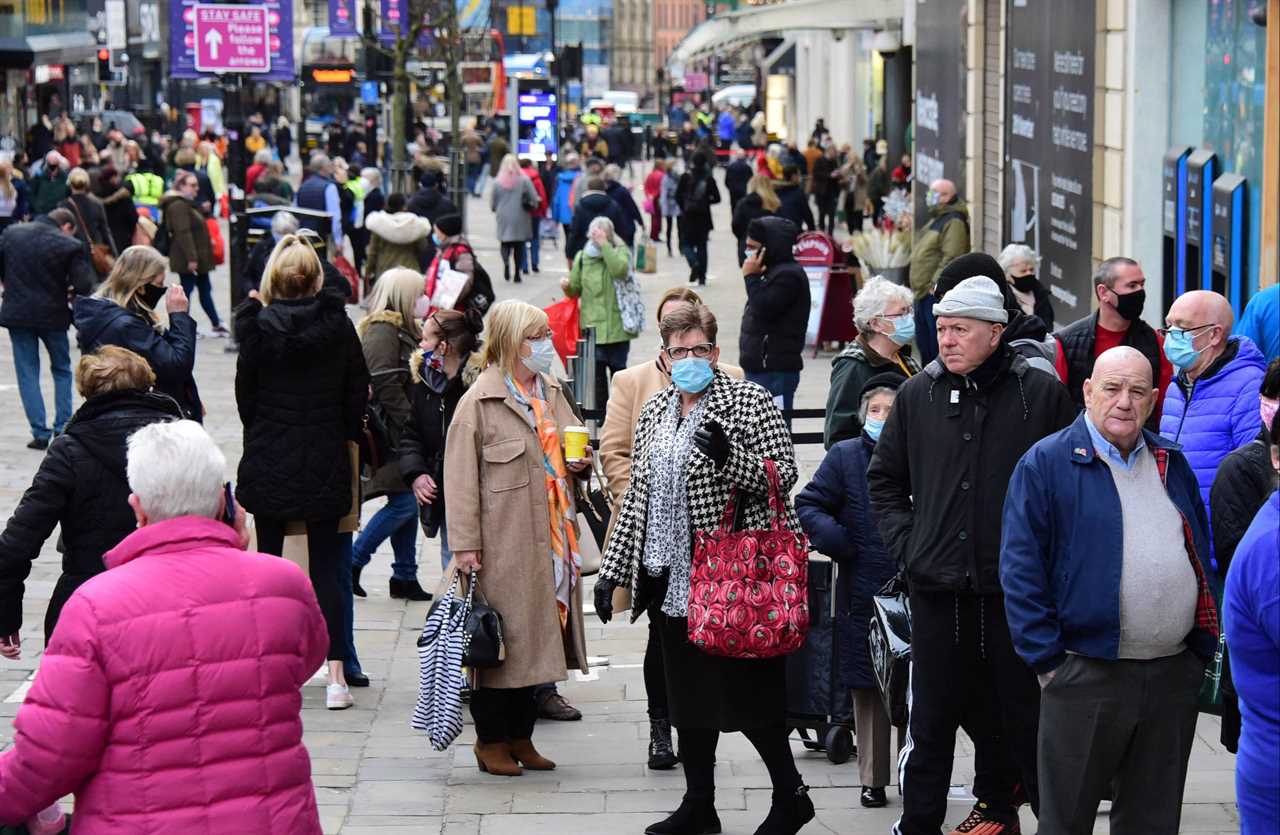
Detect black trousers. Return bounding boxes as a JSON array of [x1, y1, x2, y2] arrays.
[[898, 591, 1041, 834], [500, 241, 525, 279], [680, 725, 801, 802], [470, 686, 538, 743], [644, 618, 669, 720], [255, 517, 345, 661], [816, 194, 837, 235], [1038, 651, 1203, 835]]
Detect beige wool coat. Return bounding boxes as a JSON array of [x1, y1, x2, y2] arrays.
[[444, 364, 590, 689]]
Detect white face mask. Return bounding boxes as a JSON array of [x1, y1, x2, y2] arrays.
[[521, 337, 557, 376]]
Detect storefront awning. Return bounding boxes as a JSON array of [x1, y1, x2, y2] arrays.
[[0, 31, 97, 70], [668, 0, 901, 70]]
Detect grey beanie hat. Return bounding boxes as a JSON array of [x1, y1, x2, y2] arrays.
[[932, 276, 1009, 324]]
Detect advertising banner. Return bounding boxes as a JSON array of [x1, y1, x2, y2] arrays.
[[171, 0, 293, 80], [913, 0, 967, 227], [329, 0, 357, 36], [1003, 0, 1095, 321]]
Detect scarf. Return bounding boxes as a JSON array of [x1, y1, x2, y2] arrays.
[[642, 393, 708, 618], [504, 374, 582, 629]]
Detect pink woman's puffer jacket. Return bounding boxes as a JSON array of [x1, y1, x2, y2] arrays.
[[0, 516, 327, 833]]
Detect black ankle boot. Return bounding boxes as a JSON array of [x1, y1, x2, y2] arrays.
[[751, 785, 814, 835], [352, 566, 367, 598], [389, 578, 433, 601], [644, 795, 721, 835], [648, 718, 678, 770]]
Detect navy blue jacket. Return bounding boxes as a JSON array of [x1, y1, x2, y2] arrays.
[[1000, 413, 1218, 674], [796, 434, 898, 690], [604, 181, 644, 248]]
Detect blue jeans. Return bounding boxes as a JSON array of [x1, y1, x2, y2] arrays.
[[745, 370, 801, 415], [352, 492, 419, 581], [10, 327, 72, 441], [335, 531, 363, 678], [527, 230, 541, 271], [180, 271, 222, 329], [681, 240, 708, 282]]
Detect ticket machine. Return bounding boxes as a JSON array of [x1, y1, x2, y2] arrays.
[[1210, 173, 1248, 317], [1161, 147, 1191, 312], [1185, 149, 1218, 292]]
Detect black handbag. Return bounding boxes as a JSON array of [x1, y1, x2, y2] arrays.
[[358, 397, 391, 474], [868, 573, 912, 728], [462, 571, 505, 668]]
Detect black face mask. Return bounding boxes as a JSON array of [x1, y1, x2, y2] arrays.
[[1110, 288, 1146, 322], [1012, 274, 1038, 294], [138, 283, 166, 309]]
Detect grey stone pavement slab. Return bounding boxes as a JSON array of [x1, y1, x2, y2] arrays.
[[0, 165, 1239, 833]]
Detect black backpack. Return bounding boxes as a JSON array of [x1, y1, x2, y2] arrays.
[[685, 176, 711, 214], [152, 221, 171, 256], [451, 242, 495, 314]]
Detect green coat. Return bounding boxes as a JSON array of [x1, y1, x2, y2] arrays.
[[908, 200, 970, 300], [566, 242, 633, 345], [822, 335, 920, 448]]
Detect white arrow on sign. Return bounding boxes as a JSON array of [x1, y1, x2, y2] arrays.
[[204, 28, 223, 60]]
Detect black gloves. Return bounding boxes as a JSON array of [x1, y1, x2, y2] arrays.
[[694, 419, 731, 469], [594, 579, 616, 624]]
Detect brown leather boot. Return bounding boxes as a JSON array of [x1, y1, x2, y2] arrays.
[[509, 738, 556, 770], [474, 742, 522, 776]]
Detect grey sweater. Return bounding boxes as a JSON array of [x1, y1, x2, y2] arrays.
[[1102, 449, 1198, 660]]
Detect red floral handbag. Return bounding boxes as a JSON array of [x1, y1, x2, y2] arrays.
[[688, 459, 810, 659]]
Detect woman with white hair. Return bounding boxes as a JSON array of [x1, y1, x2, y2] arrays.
[[559, 215, 634, 409], [351, 268, 433, 601], [490, 153, 539, 282], [823, 275, 920, 447], [998, 243, 1056, 329], [445, 299, 592, 775], [0, 419, 328, 832], [246, 147, 273, 194]]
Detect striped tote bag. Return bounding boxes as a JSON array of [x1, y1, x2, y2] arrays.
[[410, 573, 472, 750]]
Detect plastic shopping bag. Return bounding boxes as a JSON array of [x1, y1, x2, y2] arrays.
[[544, 296, 581, 364]]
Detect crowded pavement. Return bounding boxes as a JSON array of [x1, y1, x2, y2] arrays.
[[0, 168, 1250, 832]]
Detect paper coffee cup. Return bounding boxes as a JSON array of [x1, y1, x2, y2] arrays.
[[563, 425, 590, 462]]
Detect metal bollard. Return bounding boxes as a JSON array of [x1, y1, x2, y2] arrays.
[[577, 326, 598, 414]]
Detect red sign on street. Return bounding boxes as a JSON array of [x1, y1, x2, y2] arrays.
[[193, 4, 271, 73]]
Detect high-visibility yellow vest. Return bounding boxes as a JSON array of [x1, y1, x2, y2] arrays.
[[126, 172, 164, 206]]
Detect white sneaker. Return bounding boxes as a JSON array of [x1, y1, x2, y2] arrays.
[[326, 682, 353, 710]]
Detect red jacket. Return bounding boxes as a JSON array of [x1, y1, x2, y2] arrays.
[[522, 168, 548, 218], [643, 169, 665, 210]]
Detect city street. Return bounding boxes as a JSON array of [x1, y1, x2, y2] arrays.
[[0, 174, 1243, 833]]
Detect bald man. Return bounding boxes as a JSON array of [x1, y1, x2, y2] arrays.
[[1159, 289, 1267, 569], [1002, 346, 1220, 834], [908, 178, 970, 365]]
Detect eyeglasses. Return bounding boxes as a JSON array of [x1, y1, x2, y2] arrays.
[[662, 343, 715, 360], [1157, 323, 1216, 338]]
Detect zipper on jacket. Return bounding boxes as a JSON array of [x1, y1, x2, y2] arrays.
[[762, 334, 769, 369]]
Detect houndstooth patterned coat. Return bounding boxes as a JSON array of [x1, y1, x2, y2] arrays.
[[599, 369, 801, 622]]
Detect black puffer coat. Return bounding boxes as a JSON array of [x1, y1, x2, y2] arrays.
[[739, 216, 810, 374], [0, 217, 96, 331], [0, 389, 182, 642], [234, 290, 369, 521], [398, 352, 472, 533], [73, 296, 203, 421], [1210, 429, 1274, 576]]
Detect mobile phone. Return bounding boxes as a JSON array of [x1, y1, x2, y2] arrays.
[[221, 482, 236, 527]]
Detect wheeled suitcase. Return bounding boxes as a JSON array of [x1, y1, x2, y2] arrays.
[[785, 556, 855, 764]]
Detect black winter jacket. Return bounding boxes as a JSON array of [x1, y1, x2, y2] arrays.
[[674, 167, 720, 244], [234, 290, 370, 521], [724, 159, 753, 202], [604, 181, 644, 248], [739, 216, 810, 374], [73, 296, 203, 421], [1210, 429, 1274, 576], [775, 183, 814, 231], [398, 355, 472, 533], [0, 217, 96, 331], [1056, 312, 1163, 430], [867, 349, 1076, 594], [567, 191, 627, 262], [62, 192, 116, 256], [0, 389, 182, 641], [730, 193, 773, 264], [97, 186, 138, 256]]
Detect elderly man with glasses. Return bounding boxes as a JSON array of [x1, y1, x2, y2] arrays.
[[1159, 289, 1267, 572]]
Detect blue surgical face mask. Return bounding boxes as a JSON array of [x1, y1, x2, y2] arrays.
[[926, 190, 941, 208], [671, 357, 714, 393], [432, 233, 445, 247], [584, 241, 601, 257], [863, 417, 886, 441], [1163, 328, 1202, 371], [521, 337, 557, 376], [884, 313, 915, 346]]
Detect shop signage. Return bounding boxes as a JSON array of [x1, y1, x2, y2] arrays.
[[1003, 0, 1095, 321], [717, 65, 755, 87], [311, 67, 356, 84], [913, 0, 966, 227], [194, 4, 270, 73], [683, 71, 709, 92], [171, 0, 293, 80]]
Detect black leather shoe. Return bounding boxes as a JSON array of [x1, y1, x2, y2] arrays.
[[389, 578, 432, 601], [860, 786, 886, 808], [26, 437, 49, 451], [536, 692, 582, 721], [644, 797, 721, 835], [751, 785, 815, 835], [648, 718, 679, 770], [346, 671, 370, 687], [352, 566, 367, 598]]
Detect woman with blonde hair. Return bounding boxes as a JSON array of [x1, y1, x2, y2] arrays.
[[0, 157, 30, 231], [0, 345, 182, 646], [61, 165, 117, 262], [490, 153, 539, 282], [731, 174, 780, 264], [72, 245, 202, 420], [445, 298, 592, 775], [350, 268, 433, 601], [234, 234, 370, 709]]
